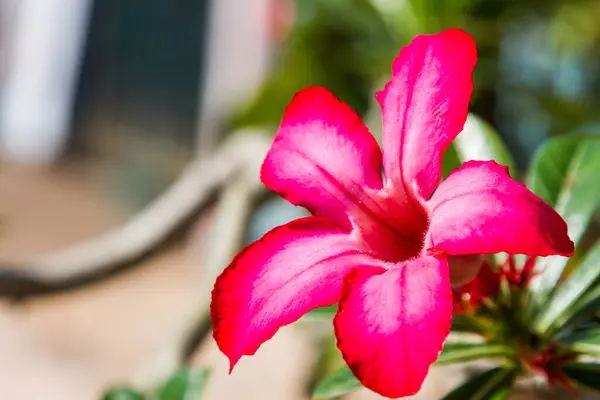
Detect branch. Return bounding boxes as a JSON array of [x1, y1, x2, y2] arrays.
[[133, 158, 265, 390], [0, 131, 271, 298]]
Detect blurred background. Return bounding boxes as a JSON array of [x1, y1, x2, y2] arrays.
[[1, 0, 600, 399]]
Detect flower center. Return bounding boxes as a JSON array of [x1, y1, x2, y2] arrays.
[[352, 191, 429, 263]]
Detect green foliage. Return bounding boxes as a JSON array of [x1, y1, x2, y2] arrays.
[[101, 368, 210, 400], [441, 133, 600, 398], [561, 327, 600, 356], [555, 283, 600, 332], [307, 304, 337, 318], [437, 342, 514, 365], [310, 342, 514, 398], [102, 388, 145, 400], [527, 135, 600, 305], [452, 113, 517, 176], [312, 367, 361, 399], [441, 142, 462, 178], [312, 130, 600, 399], [563, 362, 600, 390], [535, 241, 600, 334], [151, 368, 210, 400], [441, 113, 516, 180], [440, 367, 515, 400], [229, 0, 396, 131]]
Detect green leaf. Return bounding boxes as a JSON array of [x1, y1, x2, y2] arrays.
[[563, 362, 600, 390], [311, 344, 514, 399], [558, 283, 600, 332], [437, 342, 514, 365], [102, 387, 145, 400], [441, 367, 515, 400], [452, 113, 516, 175], [534, 241, 600, 335], [152, 368, 210, 400], [442, 142, 462, 178], [561, 328, 600, 356], [313, 367, 361, 399], [527, 135, 600, 305], [307, 304, 338, 318]]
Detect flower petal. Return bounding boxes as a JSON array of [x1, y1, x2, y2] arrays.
[[448, 254, 484, 286], [475, 261, 501, 298], [377, 29, 476, 201], [261, 86, 383, 230], [211, 216, 381, 370], [334, 256, 452, 398], [427, 160, 574, 257]]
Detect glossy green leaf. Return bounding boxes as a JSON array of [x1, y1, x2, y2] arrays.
[[437, 342, 513, 365], [313, 367, 361, 399], [441, 367, 515, 400], [443, 113, 514, 187], [452, 113, 516, 175], [527, 135, 600, 305], [447, 113, 519, 268], [152, 368, 210, 400], [534, 241, 600, 335], [102, 387, 145, 400], [561, 328, 600, 356], [563, 362, 600, 390]]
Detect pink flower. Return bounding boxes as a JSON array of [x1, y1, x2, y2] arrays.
[[523, 344, 577, 393], [210, 29, 574, 398]]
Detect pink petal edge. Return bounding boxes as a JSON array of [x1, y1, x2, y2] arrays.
[[210, 216, 384, 371], [334, 256, 452, 398], [261, 86, 383, 231], [427, 160, 574, 257], [377, 28, 476, 202]]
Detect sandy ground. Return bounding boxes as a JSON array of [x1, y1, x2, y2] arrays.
[[0, 162, 596, 400]]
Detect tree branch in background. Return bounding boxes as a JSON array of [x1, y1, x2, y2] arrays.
[[0, 131, 271, 299], [133, 157, 266, 391]]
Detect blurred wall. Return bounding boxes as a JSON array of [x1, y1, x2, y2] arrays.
[[0, 0, 93, 164]]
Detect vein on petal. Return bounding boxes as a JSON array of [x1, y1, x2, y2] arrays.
[[291, 148, 423, 247]]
